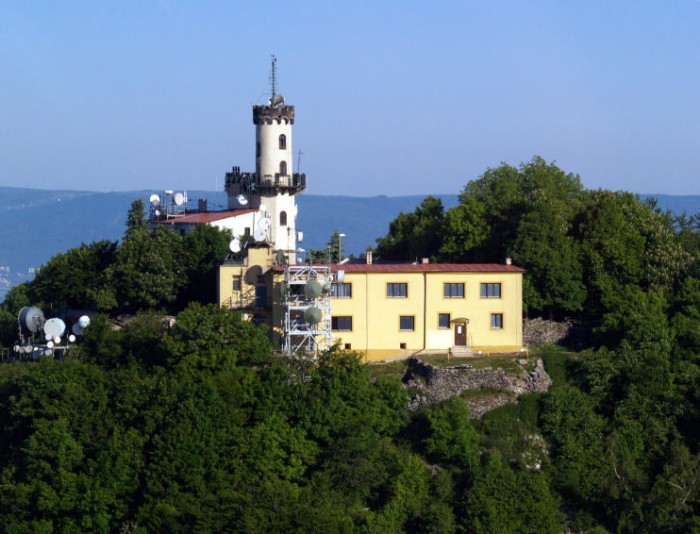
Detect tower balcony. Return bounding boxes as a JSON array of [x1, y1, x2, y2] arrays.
[[225, 168, 306, 196]]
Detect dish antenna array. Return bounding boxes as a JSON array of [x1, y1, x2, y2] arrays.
[[281, 264, 336, 357], [148, 190, 189, 219], [13, 307, 90, 360]]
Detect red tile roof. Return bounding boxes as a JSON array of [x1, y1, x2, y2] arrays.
[[272, 263, 524, 273], [332, 263, 525, 273], [152, 209, 256, 225]]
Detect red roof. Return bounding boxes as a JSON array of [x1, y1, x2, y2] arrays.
[[332, 263, 525, 273], [272, 263, 524, 273], [152, 209, 256, 225]]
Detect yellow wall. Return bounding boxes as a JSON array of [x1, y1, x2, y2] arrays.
[[329, 270, 523, 361], [219, 255, 524, 362]]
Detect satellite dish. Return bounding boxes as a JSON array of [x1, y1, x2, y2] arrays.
[[259, 204, 268, 214], [322, 281, 332, 293], [174, 192, 185, 206], [253, 228, 267, 242], [237, 194, 248, 205], [18, 307, 45, 333], [304, 280, 322, 299], [229, 238, 241, 253], [164, 189, 174, 195], [72, 323, 85, 336], [43, 318, 66, 339], [337, 270, 345, 283], [258, 218, 271, 231], [78, 315, 90, 329], [154, 209, 161, 217], [68, 334, 76, 343], [297, 231, 304, 243], [53, 336, 61, 344], [149, 194, 161, 206], [304, 306, 322, 325], [244, 265, 263, 285], [46, 340, 54, 349]]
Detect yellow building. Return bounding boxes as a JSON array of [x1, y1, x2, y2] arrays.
[[218, 250, 525, 362]]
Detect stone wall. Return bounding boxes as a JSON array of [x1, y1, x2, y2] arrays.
[[403, 357, 552, 416], [523, 318, 573, 346]]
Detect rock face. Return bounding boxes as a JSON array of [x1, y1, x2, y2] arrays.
[[403, 357, 552, 417], [523, 318, 573, 346]]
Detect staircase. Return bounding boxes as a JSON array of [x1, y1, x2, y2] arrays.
[[449, 346, 473, 358]]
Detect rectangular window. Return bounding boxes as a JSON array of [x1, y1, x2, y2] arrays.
[[481, 283, 502, 298], [438, 313, 451, 329], [255, 285, 267, 308], [443, 283, 465, 298], [491, 313, 503, 329], [331, 316, 353, 331], [232, 276, 241, 291], [400, 315, 415, 331], [331, 283, 352, 298], [387, 283, 407, 298]]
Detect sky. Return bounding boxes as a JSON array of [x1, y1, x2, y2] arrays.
[[1, 1, 699, 197]]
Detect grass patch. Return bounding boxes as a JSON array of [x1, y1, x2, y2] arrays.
[[533, 345, 577, 388], [366, 359, 409, 380]]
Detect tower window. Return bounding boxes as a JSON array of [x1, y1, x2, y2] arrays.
[[280, 211, 288, 226], [279, 134, 286, 150], [279, 161, 287, 176], [256, 142, 261, 157]]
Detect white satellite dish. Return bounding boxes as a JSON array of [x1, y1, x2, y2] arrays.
[[229, 238, 241, 253], [46, 340, 54, 349], [174, 192, 185, 206], [43, 318, 66, 339], [253, 228, 267, 242], [258, 218, 271, 231], [237, 194, 249, 206], [258, 204, 268, 214], [154, 209, 161, 217], [297, 231, 304, 243], [337, 270, 345, 283], [164, 189, 174, 195], [149, 194, 161, 206], [78, 315, 90, 329], [68, 334, 76, 343]]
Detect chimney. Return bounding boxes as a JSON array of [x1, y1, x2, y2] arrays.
[[366, 250, 373, 264], [198, 198, 208, 212], [421, 257, 430, 264], [505, 257, 512, 265]]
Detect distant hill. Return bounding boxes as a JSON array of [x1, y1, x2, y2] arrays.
[[0, 186, 698, 299]]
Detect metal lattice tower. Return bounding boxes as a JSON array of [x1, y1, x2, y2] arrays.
[[282, 264, 333, 356]]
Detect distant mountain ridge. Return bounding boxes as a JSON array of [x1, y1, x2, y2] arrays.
[[0, 186, 698, 298]]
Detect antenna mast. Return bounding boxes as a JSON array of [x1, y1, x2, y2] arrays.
[[270, 55, 277, 98]]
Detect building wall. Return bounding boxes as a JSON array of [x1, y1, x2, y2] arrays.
[[329, 270, 523, 361]]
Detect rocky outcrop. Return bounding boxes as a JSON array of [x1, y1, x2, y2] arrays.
[[523, 318, 573, 346], [403, 357, 552, 417]]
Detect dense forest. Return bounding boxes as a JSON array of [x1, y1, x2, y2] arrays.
[[0, 157, 699, 532]]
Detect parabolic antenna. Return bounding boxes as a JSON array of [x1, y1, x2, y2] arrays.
[[229, 238, 241, 253], [68, 334, 76, 343], [258, 218, 271, 231], [18, 307, 45, 333], [322, 281, 332, 293], [43, 318, 66, 339], [245, 265, 263, 285], [304, 280, 322, 299], [297, 231, 304, 243], [164, 189, 174, 195], [154, 209, 161, 217], [253, 228, 267, 242], [174, 192, 185, 206], [304, 306, 322, 325], [237, 194, 248, 205], [337, 270, 346, 283], [149, 194, 161, 206], [78, 315, 91, 329], [72, 323, 85, 336]]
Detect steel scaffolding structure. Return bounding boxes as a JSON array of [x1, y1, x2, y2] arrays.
[[282, 264, 333, 356]]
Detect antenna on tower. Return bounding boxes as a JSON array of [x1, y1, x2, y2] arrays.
[[270, 55, 277, 98]]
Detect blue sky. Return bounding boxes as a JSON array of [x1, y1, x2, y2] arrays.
[[2, 1, 699, 196]]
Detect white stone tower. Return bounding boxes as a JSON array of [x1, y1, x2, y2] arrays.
[[225, 58, 306, 264]]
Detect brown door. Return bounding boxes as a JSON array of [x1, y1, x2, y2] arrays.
[[454, 323, 466, 346]]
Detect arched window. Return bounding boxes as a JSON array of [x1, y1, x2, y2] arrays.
[[279, 161, 287, 176], [280, 211, 288, 226], [279, 134, 286, 150]]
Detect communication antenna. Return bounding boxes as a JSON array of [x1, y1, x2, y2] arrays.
[[149, 194, 161, 206], [174, 192, 184, 206], [229, 238, 241, 254], [297, 149, 303, 174], [270, 55, 277, 98]]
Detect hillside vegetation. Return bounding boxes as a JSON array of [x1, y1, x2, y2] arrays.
[[0, 157, 699, 532]]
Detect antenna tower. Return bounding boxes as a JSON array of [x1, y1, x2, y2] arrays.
[[270, 55, 277, 98]]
